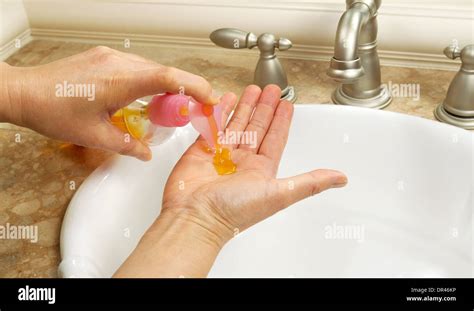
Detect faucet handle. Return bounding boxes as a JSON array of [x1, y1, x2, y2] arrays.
[[209, 28, 296, 102], [444, 45, 462, 60], [210, 28, 258, 50], [210, 28, 292, 53], [435, 44, 474, 129], [276, 38, 292, 51], [444, 44, 474, 69]]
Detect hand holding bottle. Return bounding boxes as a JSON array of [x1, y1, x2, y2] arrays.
[[0, 46, 219, 161]]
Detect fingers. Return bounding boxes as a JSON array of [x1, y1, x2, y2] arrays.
[[239, 85, 281, 153], [96, 122, 152, 161], [258, 99, 294, 172], [85, 46, 218, 106], [275, 169, 347, 209], [126, 66, 219, 106], [225, 85, 262, 148]]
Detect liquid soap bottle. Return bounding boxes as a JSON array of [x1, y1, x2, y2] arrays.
[[110, 93, 236, 175]]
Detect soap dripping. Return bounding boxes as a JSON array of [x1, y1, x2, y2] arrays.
[[202, 105, 236, 175]]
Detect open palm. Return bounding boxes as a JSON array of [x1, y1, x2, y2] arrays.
[[162, 85, 347, 241]]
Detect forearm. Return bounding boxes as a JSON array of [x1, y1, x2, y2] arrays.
[[113, 209, 227, 278]]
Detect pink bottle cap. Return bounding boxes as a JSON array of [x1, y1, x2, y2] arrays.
[[147, 93, 223, 149], [147, 93, 190, 127]]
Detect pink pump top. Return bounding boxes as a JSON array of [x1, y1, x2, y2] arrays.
[[146, 93, 223, 149]]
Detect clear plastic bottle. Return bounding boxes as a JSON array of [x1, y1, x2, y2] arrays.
[[111, 93, 197, 146]]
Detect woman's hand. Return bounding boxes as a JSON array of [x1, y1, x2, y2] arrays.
[[115, 85, 347, 277], [0, 46, 218, 161]]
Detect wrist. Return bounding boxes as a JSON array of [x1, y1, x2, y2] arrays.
[[114, 208, 231, 278], [149, 208, 228, 251], [157, 205, 234, 248], [0, 62, 26, 125]]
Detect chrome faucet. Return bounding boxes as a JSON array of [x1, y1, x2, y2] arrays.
[[210, 28, 296, 103], [434, 44, 474, 130], [327, 0, 392, 109]]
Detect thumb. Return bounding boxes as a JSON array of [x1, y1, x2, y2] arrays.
[[95, 122, 152, 161], [276, 169, 348, 208]]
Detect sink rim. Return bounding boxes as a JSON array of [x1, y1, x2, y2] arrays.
[[295, 103, 473, 136]]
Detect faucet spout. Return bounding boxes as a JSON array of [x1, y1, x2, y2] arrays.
[[327, 3, 371, 83], [326, 0, 392, 109], [334, 3, 370, 61]]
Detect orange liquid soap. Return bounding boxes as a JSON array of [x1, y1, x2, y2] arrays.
[[213, 146, 236, 175], [110, 106, 147, 140]]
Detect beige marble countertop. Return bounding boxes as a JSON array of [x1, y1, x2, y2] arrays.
[[0, 40, 457, 277]]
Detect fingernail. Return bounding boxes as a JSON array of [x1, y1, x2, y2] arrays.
[[334, 175, 348, 187], [205, 90, 221, 105], [206, 97, 220, 105], [140, 153, 152, 161], [136, 145, 152, 161]]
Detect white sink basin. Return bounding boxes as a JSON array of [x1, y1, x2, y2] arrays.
[[59, 105, 473, 278]]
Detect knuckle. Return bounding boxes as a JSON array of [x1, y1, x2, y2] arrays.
[[249, 118, 267, 131], [199, 77, 213, 96], [308, 170, 324, 196], [100, 53, 119, 64], [93, 45, 113, 54], [310, 183, 322, 196], [230, 114, 247, 127], [159, 66, 179, 88], [91, 46, 119, 64]]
